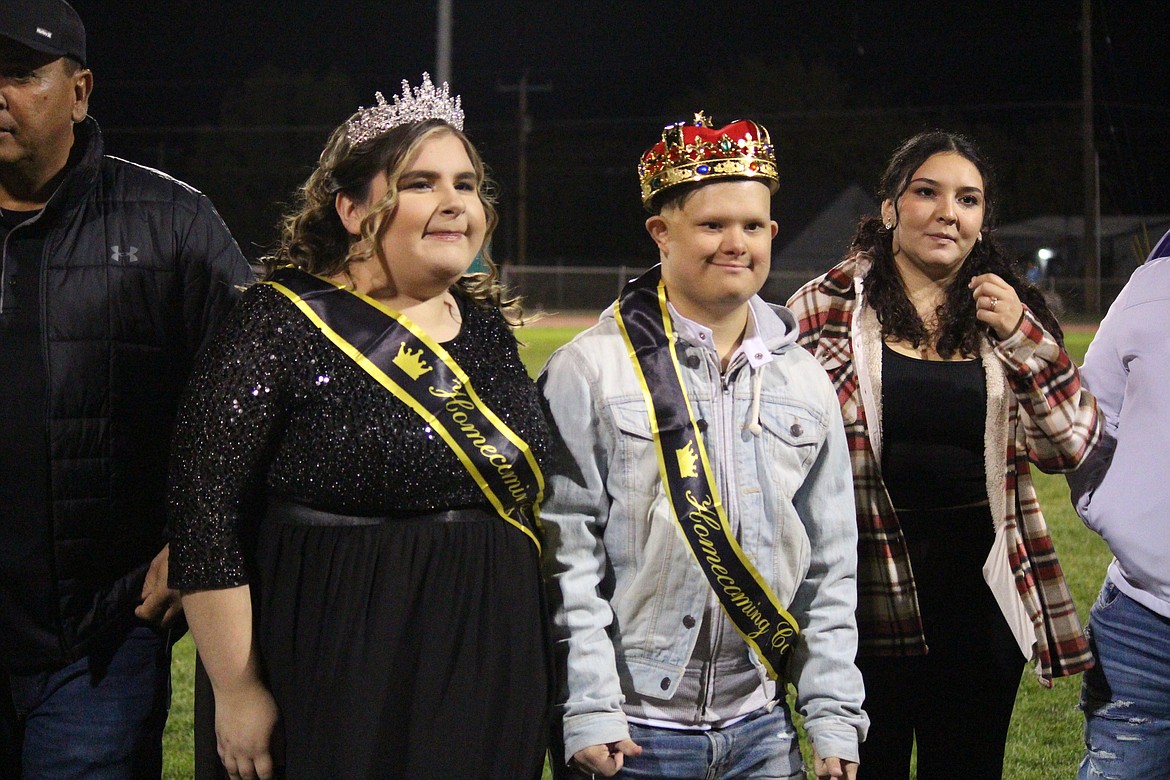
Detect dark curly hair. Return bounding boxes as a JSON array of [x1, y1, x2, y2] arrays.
[[262, 117, 523, 323], [857, 130, 1061, 357]]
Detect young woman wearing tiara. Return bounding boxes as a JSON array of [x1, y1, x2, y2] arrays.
[[168, 75, 551, 780]]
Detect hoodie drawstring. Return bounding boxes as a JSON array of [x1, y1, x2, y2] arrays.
[[746, 364, 763, 436]]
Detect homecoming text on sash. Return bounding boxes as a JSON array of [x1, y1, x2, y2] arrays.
[[265, 268, 543, 550], [614, 265, 800, 678]]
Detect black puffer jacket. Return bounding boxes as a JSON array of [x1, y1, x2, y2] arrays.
[[0, 118, 254, 671]]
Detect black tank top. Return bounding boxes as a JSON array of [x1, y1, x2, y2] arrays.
[[880, 343, 987, 510]]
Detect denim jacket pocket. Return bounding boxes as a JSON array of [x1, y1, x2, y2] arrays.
[[747, 400, 819, 601], [758, 400, 822, 480], [611, 398, 660, 497]]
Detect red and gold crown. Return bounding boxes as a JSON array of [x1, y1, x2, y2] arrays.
[[638, 112, 778, 208]]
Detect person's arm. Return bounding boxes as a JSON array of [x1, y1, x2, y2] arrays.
[[137, 196, 253, 629], [1066, 280, 1129, 524], [169, 289, 289, 592], [788, 372, 867, 767], [179, 192, 256, 358], [183, 587, 281, 780], [973, 273, 1100, 473], [538, 343, 641, 774], [168, 287, 292, 776]]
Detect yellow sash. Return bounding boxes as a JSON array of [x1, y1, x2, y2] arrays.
[[615, 265, 799, 677], [266, 268, 543, 550]]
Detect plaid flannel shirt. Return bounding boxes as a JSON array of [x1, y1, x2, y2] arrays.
[[787, 254, 1097, 684]]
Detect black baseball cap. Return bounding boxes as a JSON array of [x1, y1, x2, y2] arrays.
[[0, 0, 87, 66]]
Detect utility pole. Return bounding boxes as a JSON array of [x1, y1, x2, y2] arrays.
[[436, 0, 452, 86], [497, 74, 552, 266], [1082, 0, 1101, 313]]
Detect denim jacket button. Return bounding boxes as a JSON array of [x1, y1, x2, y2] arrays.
[[789, 423, 803, 437], [660, 677, 671, 691], [685, 354, 701, 369], [696, 419, 708, 433], [682, 614, 696, 629]]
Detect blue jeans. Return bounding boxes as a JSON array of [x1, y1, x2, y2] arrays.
[[1, 625, 173, 780], [615, 704, 804, 780], [1078, 578, 1170, 779]]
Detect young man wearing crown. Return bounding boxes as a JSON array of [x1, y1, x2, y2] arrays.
[[539, 114, 868, 779]]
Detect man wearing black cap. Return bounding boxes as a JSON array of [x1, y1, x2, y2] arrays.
[[0, 1, 253, 776]]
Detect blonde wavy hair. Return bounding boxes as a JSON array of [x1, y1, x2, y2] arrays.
[[263, 117, 523, 323]]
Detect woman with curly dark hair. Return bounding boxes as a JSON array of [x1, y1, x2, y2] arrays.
[[168, 76, 551, 779], [788, 130, 1099, 778]]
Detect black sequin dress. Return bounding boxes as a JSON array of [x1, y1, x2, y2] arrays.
[[169, 281, 551, 779]]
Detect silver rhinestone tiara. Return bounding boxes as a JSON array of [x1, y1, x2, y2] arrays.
[[345, 73, 465, 146]]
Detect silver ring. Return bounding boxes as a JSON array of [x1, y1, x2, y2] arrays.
[[991, 296, 998, 311]]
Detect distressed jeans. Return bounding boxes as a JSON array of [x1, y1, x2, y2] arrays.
[[614, 704, 804, 780], [1078, 577, 1170, 779]]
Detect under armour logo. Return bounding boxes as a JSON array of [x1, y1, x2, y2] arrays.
[[110, 246, 139, 263]]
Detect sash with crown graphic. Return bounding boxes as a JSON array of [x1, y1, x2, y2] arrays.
[[265, 267, 543, 551], [614, 265, 799, 678]]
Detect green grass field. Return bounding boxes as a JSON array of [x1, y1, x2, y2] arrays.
[[163, 327, 1106, 779]]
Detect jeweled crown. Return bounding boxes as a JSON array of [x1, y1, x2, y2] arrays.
[[345, 73, 465, 146], [638, 112, 778, 209]]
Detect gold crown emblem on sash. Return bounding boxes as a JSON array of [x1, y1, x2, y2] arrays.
[[675, 440, 700, 479], [393, 342, 433, 380]]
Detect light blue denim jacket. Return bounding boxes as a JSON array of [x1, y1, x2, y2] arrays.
[[539, 296, 868, 764]]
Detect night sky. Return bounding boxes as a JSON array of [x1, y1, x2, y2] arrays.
[[66, 1, 1170, 263]]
